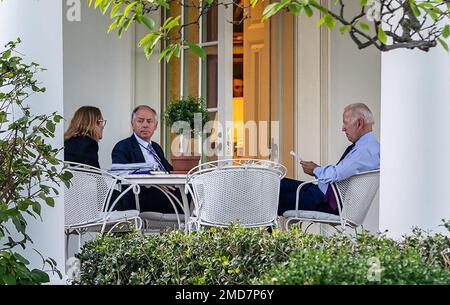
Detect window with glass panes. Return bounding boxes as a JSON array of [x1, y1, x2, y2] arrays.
[[165, 1, 219, 162]]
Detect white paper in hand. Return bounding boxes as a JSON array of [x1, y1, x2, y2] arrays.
[[290, 150, 302, 162]]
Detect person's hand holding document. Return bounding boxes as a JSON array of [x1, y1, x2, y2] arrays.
[[290, 150, 319, 177], [290, 150, 302, 162]]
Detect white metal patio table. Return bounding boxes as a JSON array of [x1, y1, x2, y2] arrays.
[[121, 174, 190, 233]]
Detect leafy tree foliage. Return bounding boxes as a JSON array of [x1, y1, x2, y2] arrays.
[[87, 0, 450, 62]]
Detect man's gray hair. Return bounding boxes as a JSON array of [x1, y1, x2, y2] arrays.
[[131, 105, 158, 123], [344, 103, 374, 125]]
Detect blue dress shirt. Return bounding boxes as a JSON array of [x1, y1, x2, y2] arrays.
[[134, 133, 165, 171], [313, 131, 380, 194]]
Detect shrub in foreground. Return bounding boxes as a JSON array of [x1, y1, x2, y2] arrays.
[[256, 229, 450, 285], [75, 226, 310, 285], [75, 222, 450, 285]]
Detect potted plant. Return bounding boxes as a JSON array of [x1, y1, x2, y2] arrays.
[[164, 96, 209, 173]]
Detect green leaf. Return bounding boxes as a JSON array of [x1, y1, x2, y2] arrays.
[[317, 16, 325, 27], [123, 1, 137, 18], [288, 2, 302, 16], [2, 49, 11, 59], [378, 26, 388, 45], [12, 216, 25, 234], [442, 25, 450, 39], [409, 2, 421, 17], [30, 269, 50, 283], [438, 38, 449, 52], [423, 7, 439, 21], [110, 1, 122, 18], [2, 273, 16, 285], [53, 114, 63, 123], [100, 0, 112, 15], [308, 0, 327, 14], [163, 15, 180, 32], [262, 0, 291, 21], [188, 43, 206, 59], [158, 45, 172, 62], [5, 208, 20, 217], [107, 17, 121, 33], [303, 5, 314, 17], [14, 252, 30, 265], [44, 196, 55, 207], [123, 17, 134, 31], [138, 32, 155, 47], [60, 171, 73, 188], [94, 0, 103, 9], [0, 111, 7, 123], [46, 121, 55, 133], [324, 14, 335, 29], [340, 25, 352, 34], [32, 202, 41, 216], [358, 21, 370, 32], [139, 15, 155, 30]]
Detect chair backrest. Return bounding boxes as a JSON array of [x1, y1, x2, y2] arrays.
[[63, 162, 117, 227], [186, 159, 286, 227], [332, 170, 380, 227]]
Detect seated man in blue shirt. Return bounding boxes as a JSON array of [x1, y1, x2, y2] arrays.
[[278, 103, 380, 215], [112, 105, 181, 213]]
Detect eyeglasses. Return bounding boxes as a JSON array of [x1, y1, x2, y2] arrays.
[[97, 119, 107, 127]]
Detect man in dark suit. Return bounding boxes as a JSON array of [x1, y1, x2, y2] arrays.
[[112, 105, 181, 213]]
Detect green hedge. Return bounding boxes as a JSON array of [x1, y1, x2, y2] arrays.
[[75, 223, 450, 285], [257, 230, 450, 285]]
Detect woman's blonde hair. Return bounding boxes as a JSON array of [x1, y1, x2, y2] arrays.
[[64, 106, 102, 142]]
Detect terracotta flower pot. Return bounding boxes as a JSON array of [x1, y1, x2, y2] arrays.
[[170, 155, 201, 174]]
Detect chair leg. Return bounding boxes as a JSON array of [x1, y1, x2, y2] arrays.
[[284, 218, 298, 231], [65, 232, 70, 262], [304, 222, 314, 233], [284, 218, 290, 231], [275, 217, 281, 230], [76, 229, 85, 253]]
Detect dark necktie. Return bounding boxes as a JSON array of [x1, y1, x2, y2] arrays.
[[326, 143, 355, 210], [337, 143, 355, 164], [146, 143, 166, 171]]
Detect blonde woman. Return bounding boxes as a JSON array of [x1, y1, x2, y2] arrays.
[[64, 106, 106, 168]]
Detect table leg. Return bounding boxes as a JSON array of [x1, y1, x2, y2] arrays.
[[178, 185, 190, 234]]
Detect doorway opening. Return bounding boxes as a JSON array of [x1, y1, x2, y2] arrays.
[[232, 1, 244, 158]]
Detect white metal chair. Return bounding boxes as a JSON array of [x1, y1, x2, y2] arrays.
[[283, 170, 380, 234], [185, 159, 287, 231], [63, 162, 143, 255]]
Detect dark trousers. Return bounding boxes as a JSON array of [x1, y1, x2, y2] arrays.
[[278, 178, 337, 215], [113, 186, 184, 214]]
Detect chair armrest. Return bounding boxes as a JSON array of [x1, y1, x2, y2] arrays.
[[294, 179, 319, 213]]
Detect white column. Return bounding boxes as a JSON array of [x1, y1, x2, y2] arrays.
[[0, 0, 65, 282], [380, 47, 450, 238]]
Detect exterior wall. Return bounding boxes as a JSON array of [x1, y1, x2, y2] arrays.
[[0, 0, 65, 282], [295, 13, 322, 182], [380, 48, 450, 238]]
